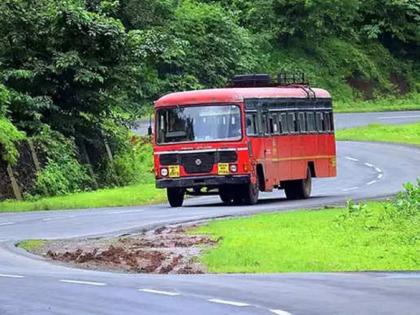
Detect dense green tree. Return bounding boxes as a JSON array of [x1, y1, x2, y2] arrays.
[[0, 0, 141, 140], [136, 0, 258, 92], [358, 0, 419, 57]]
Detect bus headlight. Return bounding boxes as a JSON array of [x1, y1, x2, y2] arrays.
[[160, 168, 168, 177], [229, 164, 238, 173]]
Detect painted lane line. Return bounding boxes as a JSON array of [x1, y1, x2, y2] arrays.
[[139, 289, 180, 296], [364, 162, 374, 168], [270, 309, 293, 315], [345, 156, 359, 162], [208, 299, 250, 307], [0, 222, 15, 226], [60, 280, 106, 286], [367, 180, 377, 186], [109, 210, 144, 215], [378, 115, 420, 120], [377, 173, 383, 179], [342, 187, 359, 192], [0, 274, 24, 278], [374, 167, 382, 173]]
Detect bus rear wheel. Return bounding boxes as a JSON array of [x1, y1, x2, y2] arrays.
[[284, 168, 312, 200], [167, 188, 185, 207]]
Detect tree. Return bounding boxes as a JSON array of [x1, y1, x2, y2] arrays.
[[0, 0, 142, 141]]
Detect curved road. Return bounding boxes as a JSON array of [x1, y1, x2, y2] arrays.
[[1, 112, 420, 315]]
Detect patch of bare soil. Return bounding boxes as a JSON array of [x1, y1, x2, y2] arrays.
[[33, 225, 218, 274]]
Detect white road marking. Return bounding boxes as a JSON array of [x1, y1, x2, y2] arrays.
[[364, 162, 374, 168], [367, 180, 377, 186], [374, 167, 382, 173], [60, 280, 106, 286], [109, 210, 144, 215], [270, 309, 293, 315], [378, 115, 420, 120], [0, 274, 24, 278], [208, 299, 250, 307], [377, 173, 383, 179], [0, 222, 15, 226], [139, 289, 180, 296], [342, 187, 359, 192], [345, 156, 359, 162]]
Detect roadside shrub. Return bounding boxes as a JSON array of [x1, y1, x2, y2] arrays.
[[112, 136, 154, 186], [32, 126, 92, 196], [0, 117, 26, 165], [392, 179, 420, 219], [34, 159, 91, 196], [336, 180, 419, 245]]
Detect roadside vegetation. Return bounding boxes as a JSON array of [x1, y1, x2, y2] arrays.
[[336, 122, 420, 146], [0, 183, 164, 212], [194, 181, 420, 273], [18, 240, 46, 251], [335, 93, 420, 113]]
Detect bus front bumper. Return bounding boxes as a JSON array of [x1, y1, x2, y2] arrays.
[[156, 175, 250, 189]]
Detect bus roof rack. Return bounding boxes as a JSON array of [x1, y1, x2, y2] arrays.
[[277, 73, 309, 86], [231, 74, 272, 87], [230, 73, 310, 88]]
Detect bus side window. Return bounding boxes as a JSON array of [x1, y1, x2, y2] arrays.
[[267, 114, 274, 135], [307, 112, 316, 132], [315, 112, 323, 132], [288, 113, 298, 133], [279, 113, 287, 134], [298, 112, 306, 133], [261, 113, 268, 136], [246, 113, 257, 136], [324, 112, 331, 131], [273, 114, 279, 134]]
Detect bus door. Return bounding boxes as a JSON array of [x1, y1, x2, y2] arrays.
[[261, 111, 274, 190], [277, 112, 291, 179]]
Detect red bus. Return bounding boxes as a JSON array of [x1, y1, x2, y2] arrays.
[[153, 75, 336, 207]]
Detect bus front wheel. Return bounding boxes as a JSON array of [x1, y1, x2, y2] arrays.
[[219, 186, 234, 205], [167, 188, 185, 207], [284, 168, 312, 200], [243, 182, 259, 205]]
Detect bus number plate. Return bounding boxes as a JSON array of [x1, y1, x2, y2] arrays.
[[218, 163, 229, 175], [168, 165, 180, 178]]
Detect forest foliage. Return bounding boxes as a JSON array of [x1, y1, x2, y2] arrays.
[[0, 0, 418, 197]]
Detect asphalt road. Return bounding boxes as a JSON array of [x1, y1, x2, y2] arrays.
[[1, 111, 419, 315]]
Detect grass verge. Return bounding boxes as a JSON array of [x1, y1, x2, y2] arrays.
[[194, 184, 419, 273], [336, 122, 420, 146], [18, 239, 46, 251], [334, 93, 420, 113], [0, 183, 165, 213]]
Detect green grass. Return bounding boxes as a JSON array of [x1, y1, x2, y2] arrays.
[[334, 93, 420, 113], [18, 239, 46, 251], [336, 122, 420, 146], [0, 183, 165, 212], [194, 201, 419, 273]]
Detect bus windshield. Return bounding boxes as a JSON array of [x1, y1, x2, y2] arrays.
[[156, 105, 241, 144]]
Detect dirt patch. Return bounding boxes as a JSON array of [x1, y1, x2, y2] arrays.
[[346, 75, 376, 100], [28, 225, 218, 274]]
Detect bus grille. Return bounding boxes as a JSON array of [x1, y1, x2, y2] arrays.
[[159, 151, 237, 174]]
